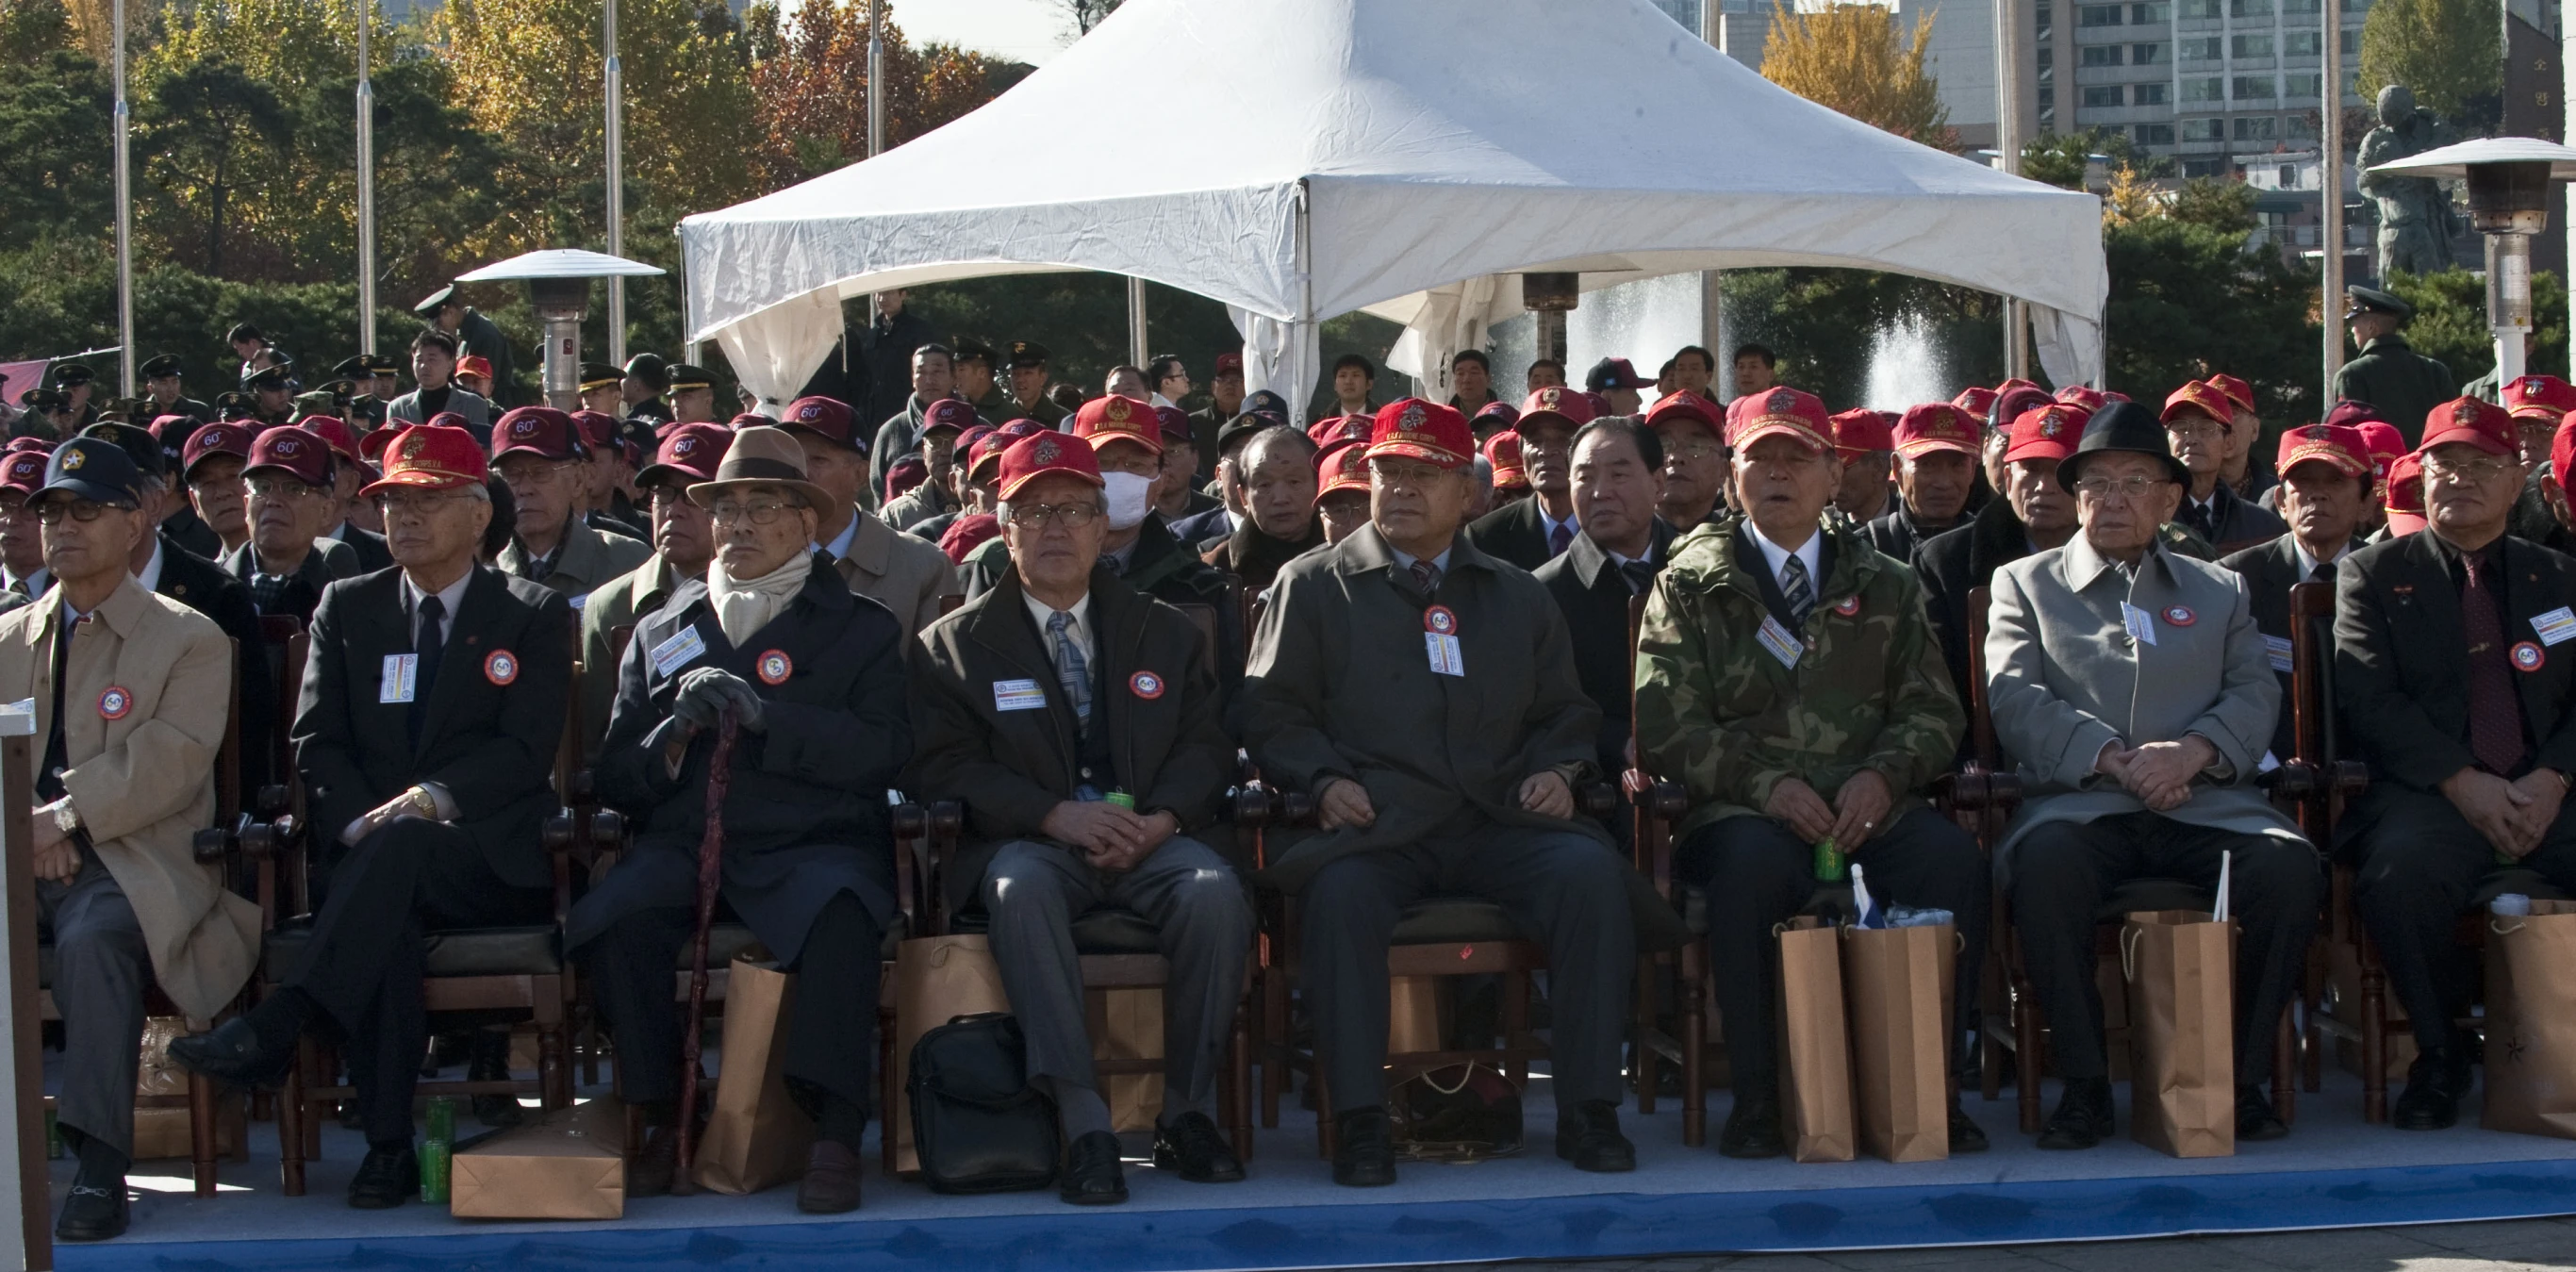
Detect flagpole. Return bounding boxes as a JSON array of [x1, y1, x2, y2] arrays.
[[605, 0, 626, 362], [356, 0, 377, 357], [113, 0, 135, 397]]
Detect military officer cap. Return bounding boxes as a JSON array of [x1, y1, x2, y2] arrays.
[[213, 391, 255, 419], [244, 364, 292, 391], [140, 355, 184, 379], [414, 284, 460, 315], [80, 421, 172, 479], [51, 363, 95, 388], [1003, 340, 1051, 370], [330, 355, 373, 380], [952, 338, 997, 367], [2345, 285, 2413, 322], [18, 388, 66, 412], [95, 398, 143, 422], [667, 364, 714, 393], [579, 361, 623, 392], [623, 352, 669, 392], [363, 354, 405, 378], [298, 388, 352, 415]]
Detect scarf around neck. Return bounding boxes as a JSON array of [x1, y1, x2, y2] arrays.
[[708, 550, 812, 647]]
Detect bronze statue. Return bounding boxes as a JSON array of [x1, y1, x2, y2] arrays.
[[2357, 84, 2463, 276]]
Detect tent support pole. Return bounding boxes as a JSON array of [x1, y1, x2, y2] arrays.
[[1128, 276, 1149, 367], [1296, 180, 1313, 428], [2320, 0, 2345, 398], [1702, 271, 1727, 400]]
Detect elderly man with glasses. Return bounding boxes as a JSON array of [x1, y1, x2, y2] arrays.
[[1984, 401, 2319, 1151], [221, 424, 361, 623], [491, 407, 650, 603]]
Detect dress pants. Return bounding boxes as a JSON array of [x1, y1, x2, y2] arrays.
[[2353, 787, 2576, 1052], [286, 818, 550, 1144], [982, 836, 1251, 1120], [1300, 820, 1636, 1111], [581, 891, 883, 1117], [1676, 805, 1990, 1096], [40, 854, 150, 1158], [2010, 811, 2319, 1085]]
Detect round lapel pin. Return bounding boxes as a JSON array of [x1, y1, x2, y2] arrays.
[[1832, 595, 1861, 618], [483, 649, 519, 686], [1130, 670, 1165, 700], [757, 650, 793, 686], [2513, 641, 2547, 673], [2163, 605, 2196, 627], [1424, 604, 1460, 636], [97, 686, 131, 720]]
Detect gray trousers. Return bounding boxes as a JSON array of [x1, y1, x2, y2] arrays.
[[982, 836, 1251, 1119], [1301, 823, 1636, 1111], [41, 854, 149, 1158]]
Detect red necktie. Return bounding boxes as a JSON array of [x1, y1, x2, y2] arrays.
[[2463, 553, 2527, 777]]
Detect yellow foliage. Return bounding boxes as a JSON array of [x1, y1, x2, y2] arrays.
[[2102, 162, 2165, 225], [1759, 1, 1951, 148]]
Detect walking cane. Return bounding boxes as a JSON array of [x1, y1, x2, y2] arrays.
[[669, 707, 738, 1196]]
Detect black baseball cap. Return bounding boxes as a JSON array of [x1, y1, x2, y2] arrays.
[[39, 437, 144, 506], [80, 421, 172, 480]]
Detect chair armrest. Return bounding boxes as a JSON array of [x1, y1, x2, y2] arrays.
[[2259, 759, 2320, 801], [1231, 782, 1273, 827], [191, 813, 249, 865], [890, 801, 926, 937], [2331, 761, 2370, 801], [925, 801, 964, 933], [254, 784, 292, 821]]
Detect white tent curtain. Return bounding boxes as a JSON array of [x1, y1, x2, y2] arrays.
[[711, 289, 845, 418], [1228, 306, 1321, 425]]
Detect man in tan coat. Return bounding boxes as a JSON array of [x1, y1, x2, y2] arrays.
[[777, 394, 959, 636], [0, 436, 257, 1241]]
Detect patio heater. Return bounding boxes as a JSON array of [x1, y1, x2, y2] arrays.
[[2369, 139, 2576, 383], [454, 249, 667, 409], [1523, 272, 1578, 369]]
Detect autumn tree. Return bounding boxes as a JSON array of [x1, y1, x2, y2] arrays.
[[744, 4, 1003, 187], [2355, 0, 2502, 127], [1759, 1, 1952, 148]]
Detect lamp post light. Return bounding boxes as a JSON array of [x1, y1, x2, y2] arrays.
[[2370, 138, 2576, 384], [454, 250, 666, 409], [1522, 272, 1578, 369]]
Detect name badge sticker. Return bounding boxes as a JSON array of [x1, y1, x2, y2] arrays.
[[2533, 606, 2576, 647], [1424, 631, 1466, 676], [1755, 615, 1804, 669], [648, 625, 708, 679], [380, 653, 419, 703], [2120, 602, 2159, 647], [2263, 634, 2293, 674], [993, 678, 1049, 712]]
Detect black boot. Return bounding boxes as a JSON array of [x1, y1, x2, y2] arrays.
[[2037, 1077, 2114, 1150], [1331, 1107, 1396, 1187], [347, 1143, 419, 1209], [2393, 1045, 2475, 1132], [1717, 1090, 1785, 1159], [468, 1028, 522, 1129], [1554, 1099, 1636, 1172], [2237, 1084, 2289, 1141]]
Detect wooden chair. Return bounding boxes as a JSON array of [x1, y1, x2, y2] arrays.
[[1616, 592, 1704, 1145]]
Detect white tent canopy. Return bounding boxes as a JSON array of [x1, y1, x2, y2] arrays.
[[679, 0, 2108, 412]]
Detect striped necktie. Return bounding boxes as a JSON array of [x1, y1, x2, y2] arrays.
[[1047, 609, 1090, 726], [1779, 554, 1815, 628]]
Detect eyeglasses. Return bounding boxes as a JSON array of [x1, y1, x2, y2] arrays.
[[2073, 474, 2167, 501], [646, 486, 698, 509], [2164, 420, 2225, 441], [247, 477, 322, 502], [709, 499, 802, 526], [1665, 442, 1726, 461], [34, 499, 134, 524], [1004, 502, 1101, 529], [499, 460, 577, 487], [1737, 450, 1828, 471], [378, 489, 475, 519], [2421, 454, 2519, 483], [1369, 462, 1450, 489]]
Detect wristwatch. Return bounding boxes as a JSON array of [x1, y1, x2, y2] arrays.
[[51, 801, 80, 837], [406, 785, 439, 819]]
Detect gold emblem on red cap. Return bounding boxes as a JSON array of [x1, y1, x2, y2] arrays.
[[2456, 400, 2482, 425], [1033, 438, 1061, 465], [1538, 388, 1561, 410], [1105, 398, 1132, 423], [402, 433, 428, 460], [1400, 404, 1427, 431]]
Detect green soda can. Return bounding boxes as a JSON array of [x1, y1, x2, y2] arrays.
[[420, 1138, 452, 1204], [1813, 835, 1846, 883], [44, 1105, 61, 1160], [425, 1095, 456, 1143], [1104, 790, 1136, 810]]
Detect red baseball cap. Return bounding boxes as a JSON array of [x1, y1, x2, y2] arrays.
[[2419, 396, 2518, 457], [361, 424, 489, 496], [1308, 414, 1373, 459], [454, 355, 495, 381], [634, 422, 732, 488], [2055, 385, 2106, 415], [0, 449, 46, 496], [2353, 420, 2406, 487], [966, 424, 1032, 485], [1518, 386, 1596, 431], [570, 409, 620, 453], [490, 406, 585, 462], [1989, 385, 2056, 433], [1894, 403, 1978, 458], [1828, 408, 1895, 457], [781, 395, 862, 450], [2554, 411, 2576, 494], [1365, 398, 1475, 470], [243, 425, 334, 488], [1151, 404, 1194, 445], [1314, 442, 1371, 502], [3, 438, 52, 455], [922, 398, 980, 438], [955, 424, 995, 465], [1472, 400, 1522, 433], [1644, 390, 1721, 435], [2503, 374, 2576, 421], [2273, 422, 2372, 480], [181, 421, 255, 479], [1072, 394, 1162, 456], [1725, 387, 1832, 454], [1993, 378, 2044, 399], [1952, 386, 1999, 421], [298, 414, 362, 464], [1214, 352, 1244, 374], [2385, 453, 2428, 536], [2204, 373, 2255, 414], [1483, 430, 1528, 489], [2323, 400, 2388, 430], [2160, 381, 2236, 432], [996, 431, 1106, 502], [2004, 404, 2085, 465], [148, 413, 198, 454]]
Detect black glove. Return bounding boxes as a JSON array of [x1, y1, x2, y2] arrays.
[[673, 667, 766, 734]]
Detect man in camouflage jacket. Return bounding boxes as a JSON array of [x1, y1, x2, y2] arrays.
[[1633, 386, 1990, 1161]]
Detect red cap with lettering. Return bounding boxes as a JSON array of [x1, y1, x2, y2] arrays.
[[1365, 398, 1475, 470], [997, 431, 1107, 502]]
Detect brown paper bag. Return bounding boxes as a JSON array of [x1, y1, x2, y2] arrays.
[[1091, 987, 1164, 1134], [1841, 923, 1953, 1163], [890, 934, 1014, 1176], [130, 1100, 243, 1161], [452, 1097, 627, 1219], [1776, 918, 1856, 1163], [138, 1017, 194, 1097], [2122, 909, 2235, 1158], [693, 958, 813, 1194], [2482, 900, 2576, 1138]]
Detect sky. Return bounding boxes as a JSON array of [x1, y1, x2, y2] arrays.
[[886, 0, 1071, 66]]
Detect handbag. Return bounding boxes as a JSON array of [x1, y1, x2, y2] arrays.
[[905, 1012, 1061, 1194]]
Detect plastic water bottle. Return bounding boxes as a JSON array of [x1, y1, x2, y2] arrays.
[[2492, 893, 2534, 917], [426, 1095, 456, 1143], [1813, 835, 1846, 883], [420, 1138, 452, 1204], [1105, 790, 1136, 811]]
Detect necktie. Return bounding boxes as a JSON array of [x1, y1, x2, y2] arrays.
[[1410, 559, 1442, 596], [2182, 498, 2216, 541], [1047, 610, 1091, 726], [1620, 559, 1659, 597], [1779, 553, 1815, 629], [39, 615, 73, 801], [1547, 520, 1575, 557], [2462, 554, 2527, 776], [2310, 562, 2335, 586], [410, 594, 446, 745]]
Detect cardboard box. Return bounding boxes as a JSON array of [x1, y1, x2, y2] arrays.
[[452, 1098, 625, 1220]]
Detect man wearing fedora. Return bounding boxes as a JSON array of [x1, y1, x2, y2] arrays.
[[1984, 401, 2320, 1150], [570, 426, 910, 1214]]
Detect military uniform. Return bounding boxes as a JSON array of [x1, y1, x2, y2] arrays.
[[2334, 334, 2454, 448]]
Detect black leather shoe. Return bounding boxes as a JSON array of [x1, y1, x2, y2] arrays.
[[1059, 1130, 1128, 1205], [468, 1030, 523, 1129], [1554, 1099, 1636, 1172], [166, 1017, 296, 1089], [1151, 1112, 1244, 1183], [2037, 1077, 2114, 1150], [627, 1125, 681, 1198], [347, 1145, 419, 1209], [2393, 1045, 2475, 1132], [1331, 1107, 1396, 1187], [2237, 1084, 2289, 1141], [1718, 1092, 1786, 1159], [1948, 1098, 1990, 1153], [54, 1173, 126, 1242]]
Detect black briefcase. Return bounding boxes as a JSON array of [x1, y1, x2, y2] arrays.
[[906, 1012, 1062, 1194]]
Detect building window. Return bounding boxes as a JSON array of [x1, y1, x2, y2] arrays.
[[2133, 42, 2163, 62], [2181, 118, 2226, 141], [2341, 28, 2358, 55], [2079, 3, 2124, 23], [2230, 0, 2272, 14], [2281, 0, 2320, 11], [2284, 73, 2322, 97], [2131, 0, 2170, 18], [2084, 86, 2127, 107], [2286, 114, 2319, 139], [2178, 0, 2221, 16], [2135, 82, 2170, 104], [2232, 33, 2273, 58], [2083, 44, 2124, 65], [2234, 115, 2279, 140], [2182, 77, 2225, 102], [2234, 75, 2277, 98], [2037, 4, 2055, 39], [2184, 157, 2228, 176], [2138, 123, 2177, 144], [2180, 36, 2221, 59], [2283, 30, 2320, 56]]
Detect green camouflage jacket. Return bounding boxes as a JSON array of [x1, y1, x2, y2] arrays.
[[1634, 513, 1965, 842]]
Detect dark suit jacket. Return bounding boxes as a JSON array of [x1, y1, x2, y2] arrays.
[[330, 522, 394, 573], [2181, 479, 2288, 551], [2220, 534, 2355, 763], [2334, 531, 2576, 836], [1532, 520, 1679, 773], [1865, 504, 1962, 564], [1466, 495, 1572, 572], [156, 537, 276, 801], [161, 505, 223, 561], [221, 537, 361, 625], [1910, 498, 2030, 726], [909, 566, 1234, 912], [293, 566, 574, 890], [571, 554, 909, 961]]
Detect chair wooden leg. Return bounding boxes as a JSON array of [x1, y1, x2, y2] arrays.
[[539, 1021, 570, 1110], [1633, 953, 1659, 1116], [1230, 999, 1254, 1164], [1979, 1021, 2004, 1102], [1501, 969, 1530, 1090], [278, 1042, 308, 1197], [189, 1073, 219, 1197], [1680, 949, 1707, 1148], [878, 1014, 898, 1175], [1260, 966, 1287, 1130], [2272, 1005, 2296, 1127]]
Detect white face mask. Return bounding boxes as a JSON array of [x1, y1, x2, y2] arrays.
[[1101, 471, 1154, 531]]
